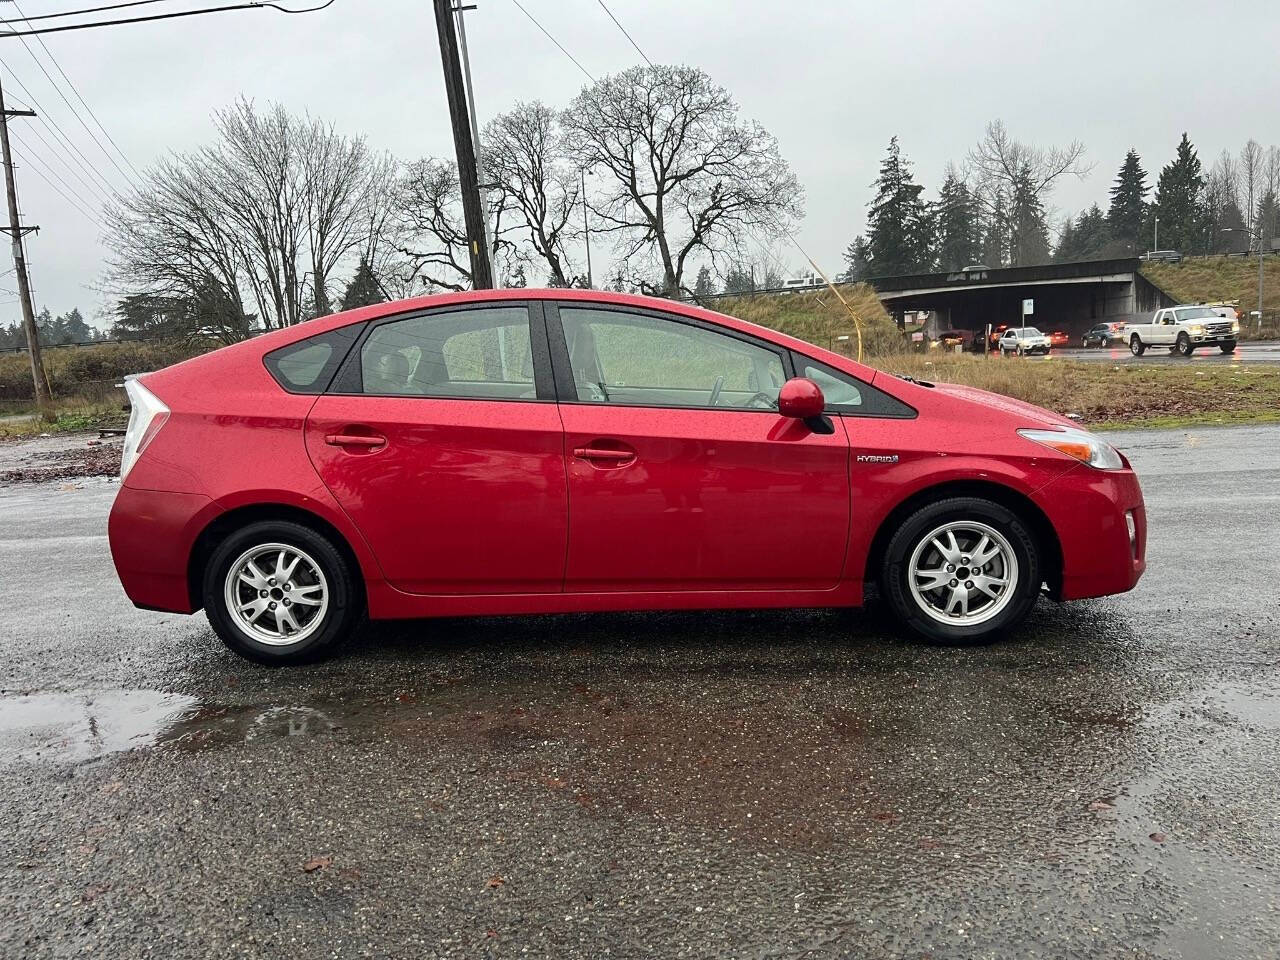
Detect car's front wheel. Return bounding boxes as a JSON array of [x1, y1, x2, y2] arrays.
[[1176, 332, 1194, 356], [881, 497, 1041, 645], [1220, 341, 1237, 354], [203, 520, 361, 664]]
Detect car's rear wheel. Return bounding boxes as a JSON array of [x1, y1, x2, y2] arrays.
[[1130, 334, 1146, 356], [203, 520, 360, 665], [881, 497, 1041, 645], [1220, 341, 1237, 354]]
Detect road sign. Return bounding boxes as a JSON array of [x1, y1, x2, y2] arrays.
[[1022, 298, 1034, 316]]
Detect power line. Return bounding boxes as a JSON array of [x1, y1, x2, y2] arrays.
[[594, 0, 651, 66], [10, 140, 104, 227], [0, 0, 339, 38], [0, 0, 176, 24], [2, 3, 139, 189], [11, 133, 106, 218], [7, 0, 144, 183], [0, 61, 125, 196], [13, 114, 112, 206], [508, 0, 594, 82]]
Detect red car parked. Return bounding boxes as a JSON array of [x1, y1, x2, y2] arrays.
[[109, 289, 1146, 664]]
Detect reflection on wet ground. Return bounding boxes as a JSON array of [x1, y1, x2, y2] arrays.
[[0, 690, 199, 765]]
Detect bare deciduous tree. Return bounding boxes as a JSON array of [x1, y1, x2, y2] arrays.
[[482, 101, 580, 287], [1239, 139, 1264, 240], [563, 65, 802, 297], [105, 98, 390, 336], [967, 120, 1091, 207], [386, 158, 474, 292]]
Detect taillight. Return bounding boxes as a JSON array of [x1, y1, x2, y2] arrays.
[[120, 377, 170, 481]]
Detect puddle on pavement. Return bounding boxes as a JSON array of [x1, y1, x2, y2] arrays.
[[0, 690, 200, 765]]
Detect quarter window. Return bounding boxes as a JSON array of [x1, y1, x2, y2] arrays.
[[359, 307, 536, 400], [794, 356, 916, 419], [559, 307, 785, 410], [264, 324, 363, 394]]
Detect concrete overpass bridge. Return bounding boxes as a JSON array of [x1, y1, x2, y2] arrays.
[[869, 258, 1175, 337]]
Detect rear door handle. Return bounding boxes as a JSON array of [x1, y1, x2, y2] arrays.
[[325, 433, 387, 449], [573, 445, 636, 465]]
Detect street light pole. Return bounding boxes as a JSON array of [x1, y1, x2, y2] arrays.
[[1153, 216, 1159, 252], [580, 167, 592, 289]]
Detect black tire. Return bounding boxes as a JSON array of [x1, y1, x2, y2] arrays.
[[1130, 334, 1146, 356], [1176, 332, 1193, 357], [1016, 344, 1024, 356], [880, 497, 1041, 646], [1220, 341, 1237, 354], [202, 520, 361, 665]]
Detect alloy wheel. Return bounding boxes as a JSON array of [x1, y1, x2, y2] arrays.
[[223, 542, 329, 646], [907, 521, 1019, 626]]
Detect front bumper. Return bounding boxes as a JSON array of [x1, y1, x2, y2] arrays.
[[1033, 465, 1146, 601]]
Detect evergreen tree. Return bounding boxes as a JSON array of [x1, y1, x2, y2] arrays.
[[980, 191, 1009, 267], [1258, 189, 1280, 251], [1107, 148, 1149, 254], [932, 173, 980, 271], [340, 258, 386, 311], [865, 137, 928, 277], [840, 236, 871, 282], [1055, 205, 1110, 262], [1009, 164, 1051, 266], [1152, 133, 1206, 253], [722, 265, 755, 295], [693, 265, 714, 297]]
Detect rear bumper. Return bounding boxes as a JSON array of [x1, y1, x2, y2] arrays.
[[1033, 466, 1146, 601], [108, 484, 221, 614]]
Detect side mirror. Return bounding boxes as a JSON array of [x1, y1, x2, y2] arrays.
[[777, 377, 826, 420]]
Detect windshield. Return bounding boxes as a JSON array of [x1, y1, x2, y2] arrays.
[[1176, 307, 1216, 320], [1014, 327, 1042, 336]]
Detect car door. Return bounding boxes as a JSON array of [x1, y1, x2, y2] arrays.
[[546, 302, 850, 593], [1153, 310, 1175, 344], [304, 302, 568, 595]]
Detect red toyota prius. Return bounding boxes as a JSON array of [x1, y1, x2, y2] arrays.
[[108, 289, 1146, 664]]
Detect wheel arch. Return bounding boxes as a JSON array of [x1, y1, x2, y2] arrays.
[[865, 479, 1063, 599], [187, 502, 368, 612]]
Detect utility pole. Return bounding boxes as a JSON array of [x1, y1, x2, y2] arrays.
[[0, 72, 51, 415], [453, 2, 496, 276], [433, 0, 493, 289]]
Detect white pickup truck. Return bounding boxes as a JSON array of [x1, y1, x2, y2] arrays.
[[1127, 305, 1240, 357]]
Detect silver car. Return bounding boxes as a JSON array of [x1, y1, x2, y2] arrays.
[[998, 326, 1051, 356]]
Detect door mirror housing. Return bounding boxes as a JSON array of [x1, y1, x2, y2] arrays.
[[778, 377, 826, 420]]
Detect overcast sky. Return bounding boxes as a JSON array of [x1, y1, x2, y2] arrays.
[[2, 0, 1277, 327]]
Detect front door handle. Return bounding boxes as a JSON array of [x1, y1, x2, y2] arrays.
[[573, 445, 636, 466], [325, 432, 387, 449]]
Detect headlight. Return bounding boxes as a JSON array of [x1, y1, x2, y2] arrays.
[[1018, 427, 1124, 470], [1189, 324, 1204, 335]]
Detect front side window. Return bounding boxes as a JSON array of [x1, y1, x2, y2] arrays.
[[559, 307, 785, 410], [359, 307, 536, 399]]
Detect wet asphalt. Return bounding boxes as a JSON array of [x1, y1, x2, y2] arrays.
[[1017, 341, 1280, 365], [1, 425, 1279, 959]]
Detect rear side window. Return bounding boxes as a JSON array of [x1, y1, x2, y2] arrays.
[[794, 355, 916, 419], [358, 306, 537, 400], [264, 324, 364, 394]]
